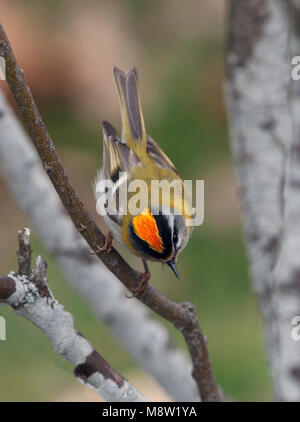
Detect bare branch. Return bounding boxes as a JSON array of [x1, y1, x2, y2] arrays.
[[0, 24, 220, 401], [0, 276, 16, 301], [17, 228, 32, 277], [0, 229, 146, 402]]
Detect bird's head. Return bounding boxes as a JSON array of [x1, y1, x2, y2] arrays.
[[128, 208, 191, 278]]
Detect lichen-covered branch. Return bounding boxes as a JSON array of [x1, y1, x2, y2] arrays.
[[0, 229, 146, 402], [0, 24, 220, 401], [226, 0, 300, 401]]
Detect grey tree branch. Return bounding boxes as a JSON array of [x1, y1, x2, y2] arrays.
[[0, 228, 146, 402], [226, 0, 300, 401]]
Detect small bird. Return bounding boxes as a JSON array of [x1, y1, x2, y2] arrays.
[[95, 67, 193, 294]]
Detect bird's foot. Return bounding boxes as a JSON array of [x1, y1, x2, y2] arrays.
[[89, 232, 113, 255], [78, 223, 87, 233]]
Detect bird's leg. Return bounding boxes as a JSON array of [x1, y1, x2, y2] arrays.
[[126, 259, 151, 299], [89, 231, 113, 254]]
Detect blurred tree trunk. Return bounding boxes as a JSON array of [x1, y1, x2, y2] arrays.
[[226, 0, 300, 401]]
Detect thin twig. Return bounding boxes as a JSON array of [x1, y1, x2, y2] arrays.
[[17, 228, 32, 277], [0, 229, 146, 402], [0, 24, 220, 401]]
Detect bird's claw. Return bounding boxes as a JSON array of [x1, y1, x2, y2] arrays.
[[89, 232, 113, 255], [78, 223, 87, 233], [126, 268, 151, 299]]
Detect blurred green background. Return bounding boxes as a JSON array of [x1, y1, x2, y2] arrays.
[[0, 0, 272, 401]]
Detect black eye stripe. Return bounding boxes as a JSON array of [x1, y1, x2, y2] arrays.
[[173, 227, 178, 246]]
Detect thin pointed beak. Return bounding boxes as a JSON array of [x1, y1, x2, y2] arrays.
[[168, 260, 180, 279]]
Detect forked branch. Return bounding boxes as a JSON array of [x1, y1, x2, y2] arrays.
[[0, 229, 146, 402]]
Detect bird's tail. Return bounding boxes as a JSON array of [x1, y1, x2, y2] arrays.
[[114, 66, 146, 148]]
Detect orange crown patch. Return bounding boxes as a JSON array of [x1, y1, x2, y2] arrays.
[[132, 209, 164, 253]]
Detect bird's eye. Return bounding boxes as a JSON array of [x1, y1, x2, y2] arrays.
[[173, 228, 178, 247]]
